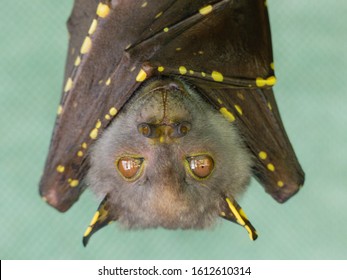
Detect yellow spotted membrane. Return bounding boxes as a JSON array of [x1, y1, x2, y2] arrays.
[[40, 0, 304, 246]]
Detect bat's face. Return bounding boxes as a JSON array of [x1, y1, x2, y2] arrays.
[[87, 78, 252, 229]]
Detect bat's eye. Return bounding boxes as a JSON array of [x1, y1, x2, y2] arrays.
[[116, 157, 144, 180], [187, 155, 214, 179]]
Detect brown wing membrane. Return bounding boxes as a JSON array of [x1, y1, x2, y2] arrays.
[[147, 0, 274, 85], [201, 88, 305, 203], [63, 0, 99, 83], [40, 0, 304, 212]]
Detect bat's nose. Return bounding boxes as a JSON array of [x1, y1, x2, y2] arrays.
[[137, 121, 191, 143], [157, 125, 174, 143]]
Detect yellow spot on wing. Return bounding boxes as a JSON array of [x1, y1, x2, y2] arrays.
[[77, 151, 83, 157], [90, 128, 98, 139], [57, 105, 63, 115], [211, 71, 224, 82], [256, 76, 276, 87], [267, 101, 272, 110], [270, 62, 275, 70], [105, 114, 111, 120], [176, 47, 182, 51], [199, 5, 213, 15], [256, 77, 266, 87], [74, 56, 81, 66], [141, 1, 148, 8], [201, 72, 206, 77], [88, 19, 98, 35], [155, 11, 163, 19], [179, 66, 187, 75], [106, 78, 111, 86], [64, 78, 73, 92], [80, 36, 92, 54], [56, 165, 65, 173], [277, 180, 284, 187], [220, 107, 235, 122], [158, 66, 164, 72], [82, 142, 87, 149], [95, 119, 102, 129], [258, 151, 267, 160], [163, 27, 169, 32], [69, 179, 79, 187], [96, 3, 110, 18], [136, 69, 147, 82], [234, 105, 242, 115], [267, 76, 276, 85], [109, 107, 117, 116], [189, 70, 194, 74], [267, 163, 275, 172]]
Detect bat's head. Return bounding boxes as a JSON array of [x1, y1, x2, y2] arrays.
[[86, 78, 252, 230]]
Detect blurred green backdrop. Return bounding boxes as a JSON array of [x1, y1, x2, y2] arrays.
[[1, 0, 346, 259]]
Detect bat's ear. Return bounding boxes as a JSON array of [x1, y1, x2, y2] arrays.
[[82, 195, 116, 247]]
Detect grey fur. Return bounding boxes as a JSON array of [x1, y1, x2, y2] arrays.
[[86, 78, 252, 229]]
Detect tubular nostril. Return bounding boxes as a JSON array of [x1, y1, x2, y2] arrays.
[[137, 123, 158, 138], [172, 121, 191, 138], [137, 122, 191, 140]]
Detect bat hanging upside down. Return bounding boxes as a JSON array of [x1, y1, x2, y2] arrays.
[[39, 0, 304, 246]]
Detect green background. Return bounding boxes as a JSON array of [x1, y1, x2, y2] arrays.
[[1, 0, 346, 259]]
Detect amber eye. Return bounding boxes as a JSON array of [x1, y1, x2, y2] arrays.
[[138, 123, 151, 137], [187, 155, 214, 179], [116, 157, 144, 180]]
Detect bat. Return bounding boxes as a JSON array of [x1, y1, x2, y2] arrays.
[[40, 0, 305, 246]]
